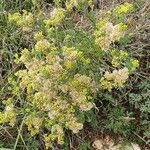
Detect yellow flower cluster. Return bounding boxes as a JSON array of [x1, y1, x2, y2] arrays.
[[113, 2, 134, 17], [69, 74, 94, 111], [94, 3, 133, 51], [110, 49, 139, 71], [35, 39, 51, 53], [63, 46, 82, 69], [46, 98, 83, 133], [44, 124, 64, 148], [94, 21, 127, 51], [0, 99, 16, 127], [130, 59, 139, 72], [25, 115, 43, 136], [111, 49, 128, 67], [100, 67, 129, 91], [34, 31, 44, 41], [44, 8, 66, 27], [14, 35, 94, 148], [8, 12, 21, 22], [8, 10, 34, 31]]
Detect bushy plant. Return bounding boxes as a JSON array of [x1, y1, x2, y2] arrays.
[[128, 79, 150, 140], [0, 1, 140, 149]]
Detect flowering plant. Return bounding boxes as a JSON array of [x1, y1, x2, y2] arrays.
[[0, 1, 139, 149]]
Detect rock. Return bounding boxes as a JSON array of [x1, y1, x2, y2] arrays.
[[92, 137, 141, 150]]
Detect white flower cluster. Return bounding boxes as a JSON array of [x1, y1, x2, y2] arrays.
[[95, 21, 127, 51], [100, 67, 129, 91]]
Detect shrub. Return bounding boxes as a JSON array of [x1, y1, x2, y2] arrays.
[[0, 1, 140, 149]]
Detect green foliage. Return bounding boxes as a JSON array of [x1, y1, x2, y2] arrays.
[[128, 79, 150, 139], [105, 106, 136, 136]]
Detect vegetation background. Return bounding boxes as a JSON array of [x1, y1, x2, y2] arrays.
[[0, 0, 149, 149]]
